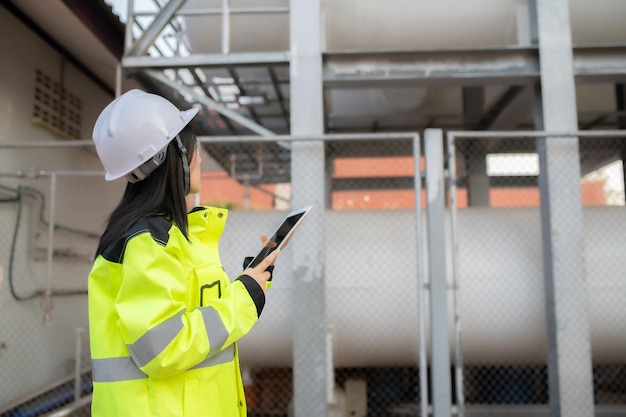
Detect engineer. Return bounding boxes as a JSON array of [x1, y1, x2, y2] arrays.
[[87, 89, 277, 417]]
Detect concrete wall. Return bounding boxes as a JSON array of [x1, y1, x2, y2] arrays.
[[0, 7, 123, 405]]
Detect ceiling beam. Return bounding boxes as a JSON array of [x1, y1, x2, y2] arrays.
[[323, 45, 626, 88], [123, 52, 290, 69]]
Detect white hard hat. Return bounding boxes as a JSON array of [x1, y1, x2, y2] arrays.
[[92, 89, 198, 182]]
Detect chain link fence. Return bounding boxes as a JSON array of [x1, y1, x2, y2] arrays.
[[1, 132, 625, 417], [579, 136, 626, 406], [0, 172, 96, 417], [207, 135, 425, 417], [448, 131, 626, 414]]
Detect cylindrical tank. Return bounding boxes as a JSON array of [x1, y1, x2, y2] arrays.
[[181, 0, 626, 52], [221, 208, 626, 367]]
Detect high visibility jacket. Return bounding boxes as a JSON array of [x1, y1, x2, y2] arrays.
[[88, 206, 266, 417]]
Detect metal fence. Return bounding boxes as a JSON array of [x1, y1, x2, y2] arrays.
[[199, 133, 427, 417], [447, 130, 626, 416], [0, 131, 625, 417], [0, 172, 96, 417]]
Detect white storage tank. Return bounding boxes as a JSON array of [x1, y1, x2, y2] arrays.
[[181, 0, 626, 53], [221, 208, 626, 367]]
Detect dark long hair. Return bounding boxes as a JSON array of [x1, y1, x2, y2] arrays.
[[95, 125, 197, 257]]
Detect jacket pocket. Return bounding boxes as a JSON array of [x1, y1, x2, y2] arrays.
[[189, 262, 228, 308]]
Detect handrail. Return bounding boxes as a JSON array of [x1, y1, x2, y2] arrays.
[[41, 394, 92, 417], [0, 367, 91, 415]]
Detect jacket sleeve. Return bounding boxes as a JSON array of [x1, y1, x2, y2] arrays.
[[114, 232, 264, 379]]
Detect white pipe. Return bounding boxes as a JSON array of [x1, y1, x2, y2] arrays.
[[326, 330, 335, 404], [42, 174, 56, 326], [73, 328, 84, 403]]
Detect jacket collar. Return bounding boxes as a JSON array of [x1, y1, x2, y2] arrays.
[[188, 206, 229, 242]]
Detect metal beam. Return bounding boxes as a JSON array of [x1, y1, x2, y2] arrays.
[[332, 176, 416, 191], [126, 0, 186, 57], [331, 175, 544, 191], [324, 47, 540, 88], [573, 45, 626, 82], [616, 84, 626, 129], [478, 86, 528, 130], [616, 84, 626, 204], [462, 87, 484, 129], [189, 69, 236, 134], [145, 69, 278, 137], [122, 51, 290, 69], [323, 45, 626, 88], [268, 67, 290, 130], [462, 87, 490, 206]]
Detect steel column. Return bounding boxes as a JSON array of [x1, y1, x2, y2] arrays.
[[290, 1, 327, 417], [533, 1, 595, 416], [616, 84, 626, 204], [462, 87, 489, 207], [424, 129, 452, 417]]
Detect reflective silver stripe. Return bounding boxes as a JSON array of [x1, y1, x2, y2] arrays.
[[191, 344, 235, 370], [92, 347, 234, 382], [126, 307, 228, 369], [199, 306, 229, 353], [92, 357, 147, 382], [128, 309, 185, 367]]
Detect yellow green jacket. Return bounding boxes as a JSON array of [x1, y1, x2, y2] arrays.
[[88, 206, 265, 417]]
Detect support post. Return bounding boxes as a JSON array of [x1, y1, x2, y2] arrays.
[[290, 0, 327, 416], [532, 1, 595, 416], [615, 84, 626, 204], [462, 88, 489, 206], [424, 129, 452, 417]]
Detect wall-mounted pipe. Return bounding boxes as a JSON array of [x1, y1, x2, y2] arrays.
[[42, 174, 56, 325], [73, 328, 84, 405]]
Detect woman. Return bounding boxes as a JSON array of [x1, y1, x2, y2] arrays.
[[88, 89, 277, 417]]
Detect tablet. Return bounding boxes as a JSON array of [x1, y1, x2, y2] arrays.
[[246, 205, 314, 269]]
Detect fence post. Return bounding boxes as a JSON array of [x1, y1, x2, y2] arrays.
[[424, 129, 452, 417]]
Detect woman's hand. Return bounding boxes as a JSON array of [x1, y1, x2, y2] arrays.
[[243, 234, 279, 292]]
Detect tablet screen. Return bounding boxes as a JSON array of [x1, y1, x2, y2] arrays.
[[246, 206, 313, 268]]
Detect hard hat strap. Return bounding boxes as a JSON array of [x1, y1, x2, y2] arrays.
[[175, 135, 190, 195], [126, 149, 166, 183]]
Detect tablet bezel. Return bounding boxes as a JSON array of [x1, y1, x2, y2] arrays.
[[246, 205, 314, 269]]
